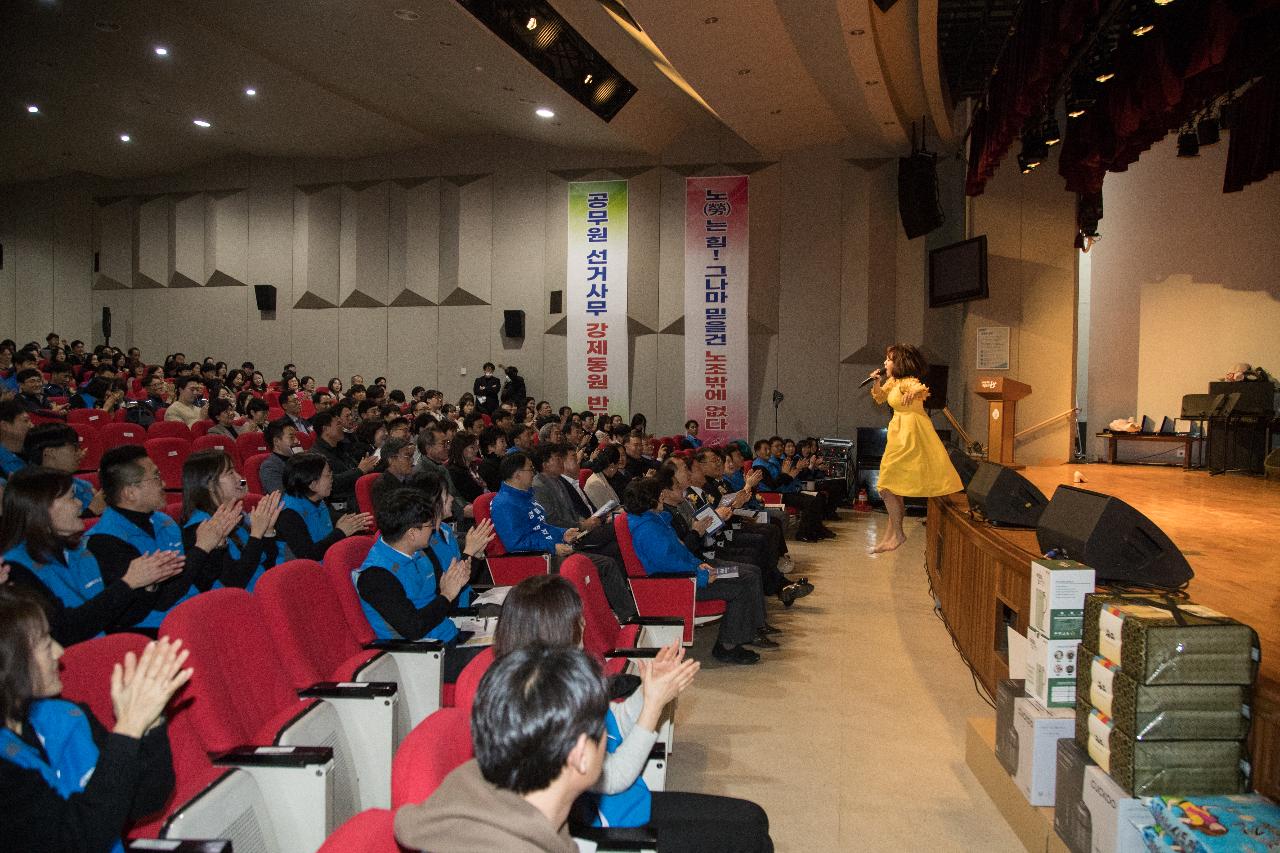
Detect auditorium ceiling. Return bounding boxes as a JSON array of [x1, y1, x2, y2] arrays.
[[1, 0, 957, 183]]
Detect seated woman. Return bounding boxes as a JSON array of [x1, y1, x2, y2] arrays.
[[205, 398, 239, 438], [68, 376, 125, 414], [353, 478, 492, 681], [0, 586, 191, 852], [584, 444, 623, 510], [624, 477, 769, 665], [457, 574, 773, 853], [276, 452, 371, 561], [179, 450, 283, 591], [23, 424, 105, 516], [445, 432, 486, 505], [0, 468, 185, 646]]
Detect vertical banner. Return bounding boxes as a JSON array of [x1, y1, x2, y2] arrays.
[[566, 180, 629, 416], [685, 176, 749, 445]]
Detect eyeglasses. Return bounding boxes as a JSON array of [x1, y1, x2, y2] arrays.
[[131, 473, 164, 486]]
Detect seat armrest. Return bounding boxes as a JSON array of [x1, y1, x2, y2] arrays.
[[632, 571, 696, 581], [212, 745, 334, 767], [570, 824, 659, 851], [298, 681, 397, 699], [625, 616, 685, 627], [604, 647, 661, 659], [450, 605, 479, 616], [497, 550, 552, 558], [363, 638, 444, 653], [129, 841, 232, 852], [649, 742, 667, 761]]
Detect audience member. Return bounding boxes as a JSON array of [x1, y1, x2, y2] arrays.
[[163, 377, 206, 427], [311, 410, 377, 510], [446, 432, 487, 504], [276, 452, 371, 561], [0, 401, 33, 477], [583, 444, 623, 512], [256, 417, 299, 495], [179, 450, 283, 591], [21, 424, 104, 515], [476, 426, 507, 491]]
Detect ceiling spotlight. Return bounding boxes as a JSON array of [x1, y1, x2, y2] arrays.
[[193, 118, 211, 128], [393, 8, 420, 20], [244, 87, 257, 97], [535, 107, 555, 118], [1042, 118, 1061, 146], [583, 73, 593, 84], [1197, 116, 1220, 146], [1132, 23, 1154, 35], [1153, 0, 1174, 5], [154, 45, 169, 56], [526, 16, 537, 29], [26, 104, 40, 114], [1018, 153, 1041, 173], [704, 16, 718, 24], [119, 133, 131, 142], [1176, 128, 1199, 157], [1095, 70, 1115, 83], [1067, 107, 1087, 118]]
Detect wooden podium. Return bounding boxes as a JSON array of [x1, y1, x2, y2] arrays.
[[974, 376, 1031, 467]]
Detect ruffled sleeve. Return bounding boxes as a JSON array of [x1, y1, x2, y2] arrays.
[[896, 377, 930, 405], [870, 379, 890, 404]]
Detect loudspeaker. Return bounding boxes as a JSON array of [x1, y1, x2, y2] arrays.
[[502, 309, 525, 338], [1036, 485, 1193, 589], [965, 462, 1048, 527], [101, 306, 112, 342], [254, 284, 277, 312], [549, 290, 563, 314], [948, 446, 980, 488], [898, 153, 944, 239], [922, 363, 949, 410]]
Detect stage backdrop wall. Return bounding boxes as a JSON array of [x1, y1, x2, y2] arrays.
[[0, 132, 978, 440], [1088, 133, 1280, 459]]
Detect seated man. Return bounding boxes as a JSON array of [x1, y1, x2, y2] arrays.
[[22, 423, 105, 515], [311, 409, 376, 511], [14, 368, 68, 414], [256, 417, 299, 495], [353, 486, 483, 681], [394, 646, 607, 853], [0, 400, 33, 477], [163, 376, 207, 427], [415, 423, 471, 524], [750, 438, 832, 542], [490, 452, 634, 620], [42, 361, 77, 400]]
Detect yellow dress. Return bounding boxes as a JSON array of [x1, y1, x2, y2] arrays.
[[871, 377, 963, 497]]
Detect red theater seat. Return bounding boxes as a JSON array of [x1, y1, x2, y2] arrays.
[[613, 512, 724, 644], [472, 492, 550, 585]]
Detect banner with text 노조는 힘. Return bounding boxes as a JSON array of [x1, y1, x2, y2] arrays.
[[566, 180, 629, 416], [685, 176, 748, 445]]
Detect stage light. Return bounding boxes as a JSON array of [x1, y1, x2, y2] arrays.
[[1067, 107, 1087, 118], [26, 104, 39, 114], [526, 16, 537, 29], [1176, 128, 1199, 157], [1197, 116, 1220, 146], [154, 45, 169, 56], [1153, 0, 1173, 5], [119, 133, 131, 142], [1095, 70, 1115, 83], [1018, 153, 1040, 173], [583, 73, 593, 84], [535, 107, 554, 118], [193, 118, 211, 128], [1042, 117, 1061, 146], [1132, 23, 1154, 35], [244, 87, 257, 97]]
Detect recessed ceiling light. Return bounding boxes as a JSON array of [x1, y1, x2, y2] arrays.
[[535, 107, 555, 118], [526, 16, 537, 30], [583, 73, 593, 84], [393, 8, 420, 20], [865, 79, 880, 85], [153, 45, 169, 56], [244, 87, 257, 97], [770, 108, 782, 115], [704, 16, 718, 24], [119, 133, 131, 142], [26, 104, 40, 114], [192, 119, 211, 128]]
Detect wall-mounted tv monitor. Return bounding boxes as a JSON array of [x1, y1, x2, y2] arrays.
[[929, 235, 988, 307]]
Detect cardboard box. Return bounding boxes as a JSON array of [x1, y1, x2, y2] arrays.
[[1032, 559, 1096, 639], [1082, 765, 1148, 853], [1146, 794, 1280, 853], [1014, 696, 1076, 806], [1054, 738, 1092, 853], [965, 717, 1059, 853], [1027, 627, 1080, 709], [996, 678, 1025, 776]]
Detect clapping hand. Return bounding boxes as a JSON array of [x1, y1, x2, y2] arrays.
[[122, 550, 185, 590], [440, 558, 470, 601], [249, 491, 283, 538], [464, 519, 495, 557], [634, 642, 700, 731], [336, 512, 373, 535], [110, 637, 194, 739], [194, 501, 242, 551]]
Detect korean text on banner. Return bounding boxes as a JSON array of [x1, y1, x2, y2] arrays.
[[566, 181, 629, 416], [684, 176, 749, 445]]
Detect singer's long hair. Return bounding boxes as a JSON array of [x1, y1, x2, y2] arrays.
[[885, 344, 928, 380]]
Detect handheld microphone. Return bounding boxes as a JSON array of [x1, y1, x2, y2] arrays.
[[859, 370, 883, 388]]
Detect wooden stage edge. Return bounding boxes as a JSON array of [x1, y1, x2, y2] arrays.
[[925, 463, 1280, 801]]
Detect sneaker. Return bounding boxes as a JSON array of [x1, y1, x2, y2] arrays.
[[750, 634, 781, 649], [712, 643, 762, 665]]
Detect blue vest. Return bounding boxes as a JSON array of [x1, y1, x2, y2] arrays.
[[281, 494, 334, 542], [586, 710, 651, 827], [74, 391, 97, 409], [184, 510, 271, 592], [87, 507, 193, 627], [428, 523, 473, 610], [353, 536, 460, 643], [1, 542, 107, 621], [72, 477, 96, 514], [0, 445, 25, 476], [0, 699, 124, 853]]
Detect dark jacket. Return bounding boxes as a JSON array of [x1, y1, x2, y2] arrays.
[[473, 374, 502, 414]]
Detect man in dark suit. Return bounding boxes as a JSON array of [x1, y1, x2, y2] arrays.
[[472, 362, 501, 415]]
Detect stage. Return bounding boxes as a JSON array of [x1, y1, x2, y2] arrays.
[[925, 463, 1280, 800]]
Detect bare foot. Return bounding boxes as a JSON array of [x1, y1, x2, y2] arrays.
[[871, 534, 906, 554]]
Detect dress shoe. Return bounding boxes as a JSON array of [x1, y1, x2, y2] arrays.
[[712, 643, 762, 665], [759, 623, 783, 635], [750, 634, 781, 649], [788, 581, 813, 599], [778, 584, 801, 607], [818, 526, 837, 539]]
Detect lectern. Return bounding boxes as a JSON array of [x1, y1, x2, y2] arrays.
[[974, 376, 1031, 467]]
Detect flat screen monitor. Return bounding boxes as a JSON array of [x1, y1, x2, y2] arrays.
[[929, 235, 988, 307]]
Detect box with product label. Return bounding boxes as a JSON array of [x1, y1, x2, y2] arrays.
[[1054, 738, 1092, 853], [1081, 765, 1148, 853], [1139, 823, 1178, 852], [1032, 559, 1096, 640], [996, 678, 1025, 776], [1146, 793, 1280, 853], [1080, 706, 1248, 796], [1014, 696, 1075, 806], [1026, 627, 1080, 708], [1081, 594, 1260, 686], [1076, 656, 1251, 741]]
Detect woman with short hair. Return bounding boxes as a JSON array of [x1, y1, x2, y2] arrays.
[[275, 452, 371, 561]]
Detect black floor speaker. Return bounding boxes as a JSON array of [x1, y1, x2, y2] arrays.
[[965, 462, 1048, 527], [1036, 485, 1193, 589], [949, 447, 980, 488]]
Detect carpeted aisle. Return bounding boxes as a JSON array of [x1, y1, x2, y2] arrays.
[[667, 510, 1024, 852]]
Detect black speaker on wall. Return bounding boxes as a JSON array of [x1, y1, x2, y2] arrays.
[[1036, 485, 1194, 589], [254, 284, 277, 312], [898, 152, 944, 239], [922, 364, 949, 410], [503, 309, 526, 338], [965, 462, 1048, 527]]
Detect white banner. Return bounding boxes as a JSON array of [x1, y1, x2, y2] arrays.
[[566, 180, 629, 416], [684, 176, 749, 444]]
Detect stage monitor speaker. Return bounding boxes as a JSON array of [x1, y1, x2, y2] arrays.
[[965, 461, 1048, 527], [922, 364, 949, 410], [948, 446, 980, 488], [898, 153, 944, 239], [502, 309, 526, 338], [254, 284, 277, 312], [1036, 485, 1193, 589], [101, 306, 111, 342]]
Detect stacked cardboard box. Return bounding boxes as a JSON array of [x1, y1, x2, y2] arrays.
[[1145, 794, 1280, 852], [1027, 560, 1096, 709], [1074, 593, 1259, 797]]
